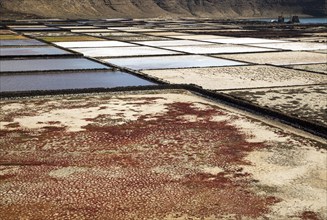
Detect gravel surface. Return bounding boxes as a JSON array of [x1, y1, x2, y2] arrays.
[[289, 63, 327, 74], [224, 85, 327, 127]]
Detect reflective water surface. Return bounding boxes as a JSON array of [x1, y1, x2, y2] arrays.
[[0, 71, 155, 92], [0, 58, 109, 72], [0, 39, 46, 46], [0, 47, 71, 56], [104, 55, 246, 70]]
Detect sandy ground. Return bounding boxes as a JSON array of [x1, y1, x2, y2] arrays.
[[141, 65, 327, 90], [251, 42, 327, 51], [217, 51, 327, 66], [0, 90, 326, 219]]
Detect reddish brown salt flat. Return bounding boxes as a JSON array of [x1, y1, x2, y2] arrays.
[[0, 90, 326, 219]]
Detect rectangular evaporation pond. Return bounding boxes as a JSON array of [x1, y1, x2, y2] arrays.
[[11, 27, 60, 31], [115, 28, 163, 33], [44, 23, 83, 26], [103, 55, 246, 70], [0, 58, 109, 73], [162, 44, 277, 54], [104, 35, 170, 42], [87, 32, 139, 37], [202, 37, 288, 44], [0, 46, 72, 57], [0, 39, 46, 46], [145, 32, 191, 36], [104, 26, 130, 30], [59, 26, 99, 29], [40, 36, 104, 42], [83, 33, 131, 37], [23, 31, 77, 37], [0, 70, 155, 92], [171, 35, 232, 40], [251, 42, 327, 51], [73, 46, 180, 58], [8, 25, 49, 28], [70, 29, 116, 33], [132, 40, 213, 47], [55, 41, 135, 48]]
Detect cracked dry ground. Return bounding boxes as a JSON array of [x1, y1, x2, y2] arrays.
[[0, 90, 326, 220]]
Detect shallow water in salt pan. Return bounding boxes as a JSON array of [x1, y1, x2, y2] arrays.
[[0, 39, 46, 46], [0, 70, 155, 92], [0, 46, 71, 57], [73, 46, 180, 57], [55, 41, 135, 48], [0, 58, 109, 72], [162, 44, 276, 54], [104, 55, 246, 70]]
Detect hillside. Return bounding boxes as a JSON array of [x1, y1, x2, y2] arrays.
[[0, 0, 326, 19]]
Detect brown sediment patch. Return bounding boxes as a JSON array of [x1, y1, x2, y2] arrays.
[[300, 211, 323, 220], [0, 91, 325, 219], [3, 122, 20, 129]]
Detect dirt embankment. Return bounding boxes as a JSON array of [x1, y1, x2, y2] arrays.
[[0, 0, 326, 19]]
